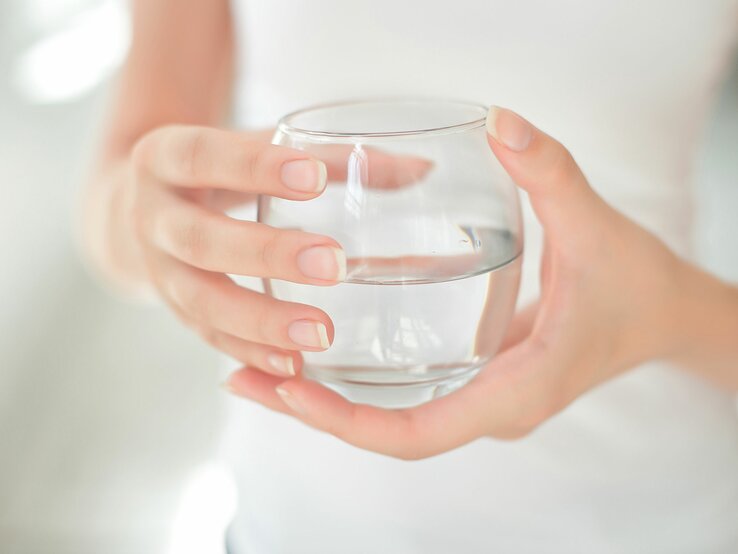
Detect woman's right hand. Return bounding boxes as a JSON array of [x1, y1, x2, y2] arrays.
[[128, 125, 344, 377]]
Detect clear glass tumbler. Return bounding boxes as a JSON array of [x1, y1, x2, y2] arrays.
[[260, 99, 523, 408]]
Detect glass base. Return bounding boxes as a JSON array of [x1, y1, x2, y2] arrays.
[[303, 360, 486, 409]]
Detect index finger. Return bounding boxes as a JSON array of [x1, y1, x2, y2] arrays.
[[228, 347, 524, 460], [226, 338, 548, 459], [227, 368, 486, 460], [132, 125, 327, 199]]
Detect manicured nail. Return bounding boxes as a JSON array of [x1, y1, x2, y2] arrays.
[[267, 353, 295, 376], [297, 246, 346, 281], [276, 386, 305, 415], [486, 106, 532, 152], [281, 159, 327, 193], [288, 320, 330, 349]]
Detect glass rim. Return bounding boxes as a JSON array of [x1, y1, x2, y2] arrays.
[[277, 97, 488, 140]]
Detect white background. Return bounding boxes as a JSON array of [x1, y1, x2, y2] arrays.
[[0, 1, 736, 552]]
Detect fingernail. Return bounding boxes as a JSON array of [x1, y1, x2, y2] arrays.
[[288, 320, 330, 349], [281, 159, 327, 193], [267, 353, 296, 376], [486, 106, 532, 152], [297, 246, 346, 281], [276, 386, 305, 415]]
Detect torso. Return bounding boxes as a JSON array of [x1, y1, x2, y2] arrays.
[[224, 1, 738, 551]]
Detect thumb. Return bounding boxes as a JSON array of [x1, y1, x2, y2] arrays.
[[486, 107, 606, 242]]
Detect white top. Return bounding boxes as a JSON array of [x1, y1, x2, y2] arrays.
[[222, 1, 738, 552]]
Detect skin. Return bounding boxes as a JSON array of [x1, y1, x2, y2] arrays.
[[85, 1, 738, 460]]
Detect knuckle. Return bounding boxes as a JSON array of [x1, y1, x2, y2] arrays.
[[545, 147, 577, 187], [252, 304, 273, 344], [129, 184, 159, 248], [130, 133, 154, 173], [528, 330, 554, 358], [131, 126, 171, 174], [179, 128, 209, 181], [173, 219, 210, 265], [240, 140, 266, 183], [258, 229, 283, 276]]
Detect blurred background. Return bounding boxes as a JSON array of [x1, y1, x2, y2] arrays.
[[0, 1, 736, 553]]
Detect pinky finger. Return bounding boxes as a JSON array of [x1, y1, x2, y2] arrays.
[[201, 330, 303, 377], [224, 367, 294, 415]]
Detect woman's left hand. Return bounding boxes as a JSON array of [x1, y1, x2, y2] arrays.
[[223, 108, 706, 460]]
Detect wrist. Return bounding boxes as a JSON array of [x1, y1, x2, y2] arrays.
[[667, 261, 738, 389], [610, 244, 687, 374]]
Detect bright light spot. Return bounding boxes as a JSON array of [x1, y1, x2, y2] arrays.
[[167, 462, 238, 554], [12, 0, 131, 104]]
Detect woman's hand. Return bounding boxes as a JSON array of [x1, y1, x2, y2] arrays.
[[83, 0, 436, 383], [119, 125, 431, 377], [224, 107, 736, 459], [127, 125, 347, 377]]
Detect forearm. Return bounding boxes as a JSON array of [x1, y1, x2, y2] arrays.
[[672, 262, 738, 391], [80, 0, 233, 294]]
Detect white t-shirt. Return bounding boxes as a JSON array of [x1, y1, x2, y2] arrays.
[[222, 1, 738, 552]]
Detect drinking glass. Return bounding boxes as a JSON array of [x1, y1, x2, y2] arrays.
[[260, 99, 523, 408]]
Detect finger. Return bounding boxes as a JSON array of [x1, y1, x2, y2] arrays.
[[200, 146, 434, 212], [132, 125, 327, 198], [258, 339, 550, 459], [485, 107, 607, 242], [224, 367, 293, 415], [345, 252, 483, 282], [199, 331, 303, 378], [156, 255, 334, 351], [260, 377, 483, 460], [240, 128, 434, 189], [149, 192, 346, 283], [237, 128, 433, 189], [225, 366, 425, 457], [207, 190, 257, 211], [310, 144, 434, 189]]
